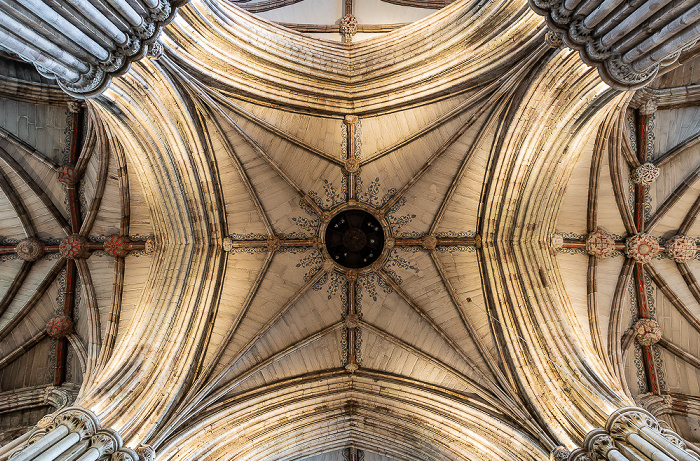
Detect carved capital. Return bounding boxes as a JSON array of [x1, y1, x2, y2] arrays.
[[607, 407, 660, 439], [550, 446, 570, 461], [136, 444, 156, 461], [49, 407, 100, 440], [89, 429, 122, 456], [585, 429, 617, 458]]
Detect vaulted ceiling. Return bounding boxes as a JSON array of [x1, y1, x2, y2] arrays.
[[0, 0, 699, 460]]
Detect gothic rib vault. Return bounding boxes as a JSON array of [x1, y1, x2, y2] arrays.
[[0, 0, 699, 460]]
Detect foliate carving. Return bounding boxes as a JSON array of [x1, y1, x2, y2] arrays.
[[344, 158, 360, 173], [149, 0, 171, 22], [344, 313, 360, 329], [147, 41, 164, 60], [607, 407, 661, 439], [586, 230, 614, 258], [134, 21, 156, 40], [50, 407, 100, 440], [46, 314, 74, 338], [585, 429, 617, 458], [112, 448, 140, 461], [15, 238, 44, 261], [661, 428, 687, 450], [340, 15, 358, 39], [666, 235, 697, 262], [89, 429, 122, 456], [35, 415, 53, 429], [421, 234, 437, 250], [527, 0, 690, 89], [345, 362, 359, 373], [266, 236, 281, 252], [546, 31, 563, 48], [625, 233, 660, 264], [632, 162, 660, 185], [567, 449, 591, 461], [569, 448, 591, 461], [144, 236, 157, 255], [67, 101, 82, 113], [550, 446, 570, 461], [370, 260, 384, 272], [45, 384, 79, 409], [639, 99, 657, 115], [345, 270, 358, 282], [112, 452, 138, 461], [104, 235, 132, 258], [632, 318, 661, 346], [57, 165, 78, 186], [136, 444, 156, 461], [59, 234, 90, 259]]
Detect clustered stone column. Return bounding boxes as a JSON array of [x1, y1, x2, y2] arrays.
[[0, 0, 176, 97], [552, 407, 700, 461], [0, 407, 151, 461], [529, 0, 700, 89]]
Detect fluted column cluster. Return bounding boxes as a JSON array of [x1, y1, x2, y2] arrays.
[[0, 0, 175, 97], [529, 0, 700, 90], [0, 407, 152, 461], [552, 407, 700, 461]]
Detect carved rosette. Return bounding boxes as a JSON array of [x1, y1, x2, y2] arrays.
[[57, 165, 78, 186], [632, 318, 661, 346], [104, 235, 132, 258], [632, 162, 660, 186], [46, 314, 74, 338], [59, 234, 90, 259], [585, 230, 615, 258], [340, 14, 358, 39], [625, 233, 659, 264], [666, 235, 697, 262], [15, 237, 44, 261]]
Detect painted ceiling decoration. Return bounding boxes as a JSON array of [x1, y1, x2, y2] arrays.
[[0, 0, 698, 461]]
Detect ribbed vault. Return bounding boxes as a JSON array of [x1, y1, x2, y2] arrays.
[[0, 0, 699, 460]]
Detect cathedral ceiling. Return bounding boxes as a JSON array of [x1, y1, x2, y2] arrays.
[[0, 0, 699, 460]]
